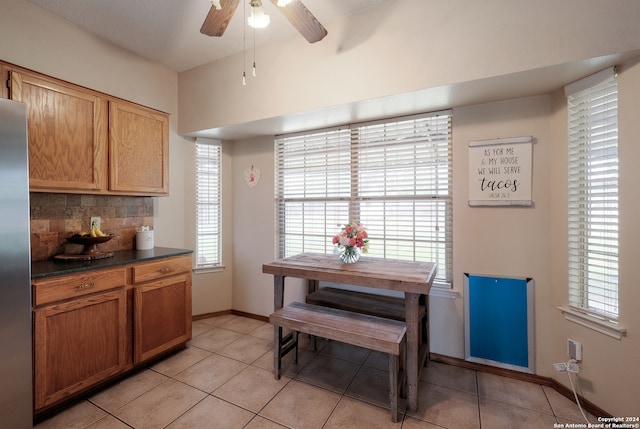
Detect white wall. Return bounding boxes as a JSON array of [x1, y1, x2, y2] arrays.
[[184, 141, 235, 315], [3, 0, 640, 416], [179, 0, 640, 136], [221, 82, 640, 416], [0, 0, 235, 313], [547, 58, 640, 415], [176, 0, 640, 416], [229, 137, 307, 314], [450, 96, 553, 366], [0, 0, 187, 250]]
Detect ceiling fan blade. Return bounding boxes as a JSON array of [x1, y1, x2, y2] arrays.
[[200, 0, 241, 37], [270, 0, 327, 43]]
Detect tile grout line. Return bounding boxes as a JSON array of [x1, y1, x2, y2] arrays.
[[37, 316, 575, 429]]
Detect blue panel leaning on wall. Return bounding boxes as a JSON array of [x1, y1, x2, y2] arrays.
[[467, 275, 529, 368]]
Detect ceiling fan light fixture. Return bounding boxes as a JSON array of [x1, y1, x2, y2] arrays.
[[248, 1, 270, 28]]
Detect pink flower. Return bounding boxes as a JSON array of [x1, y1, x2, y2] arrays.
[[333, 222, 369, 253]]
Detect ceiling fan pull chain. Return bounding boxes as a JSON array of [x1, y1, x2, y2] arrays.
[[253, 20, 257, 77], [242, 0, 247, 85]]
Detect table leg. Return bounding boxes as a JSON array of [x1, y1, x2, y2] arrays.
[[274, 275, 285, 310], [405, 292, 420, 410], [307, 279, 318, 295], [422, 293, 430, 367]]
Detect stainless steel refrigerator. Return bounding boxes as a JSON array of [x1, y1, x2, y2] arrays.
[[0, 98, 33, 428]]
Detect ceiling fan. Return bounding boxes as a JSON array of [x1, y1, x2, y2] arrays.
[[200, 0, 328, 43]]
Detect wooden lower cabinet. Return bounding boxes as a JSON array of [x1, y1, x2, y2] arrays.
[[132, 254, 192, 363], [134, 274, 192, 363], [33, 289, 126, 410], [32, 254, 192, 414]]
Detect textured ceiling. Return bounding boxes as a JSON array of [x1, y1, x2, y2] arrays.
[[24, 0, 391, 72]]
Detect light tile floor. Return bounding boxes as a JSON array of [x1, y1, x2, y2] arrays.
[[35, 314, 598, 429]]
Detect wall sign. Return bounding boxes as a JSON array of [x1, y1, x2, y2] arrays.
[[468, 136, 533, 206]]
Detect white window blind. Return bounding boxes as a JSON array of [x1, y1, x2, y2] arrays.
[[275, 111, 453, 286], [195, 138, 222, 269], [566, 68, 619, 320]]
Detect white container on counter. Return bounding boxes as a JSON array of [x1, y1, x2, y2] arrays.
[[136, 229, 154, 250]]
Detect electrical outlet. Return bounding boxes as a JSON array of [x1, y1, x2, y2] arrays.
[[568, 339, 582, 361], [567, 361, 580, 373], [553, 362, 567, 372], [91, 216, 101, 230]]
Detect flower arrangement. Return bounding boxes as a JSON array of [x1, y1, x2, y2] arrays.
[[332, 222, 369, 253]]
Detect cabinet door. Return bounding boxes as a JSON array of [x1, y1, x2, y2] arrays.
[[133, 274, 192, 363], [34, 289, 126, 410], [10, 70, 108, 192], [109, 100, 169, 195], [1, 63, 8, 99]]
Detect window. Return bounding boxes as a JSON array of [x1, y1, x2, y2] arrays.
[[195, 138, 222, 269], [275, 111, 453, 286], [565, 67, 619, 321]]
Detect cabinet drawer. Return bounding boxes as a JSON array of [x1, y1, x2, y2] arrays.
[[33, 267, 126, 306], [131, 254, 191, 284]]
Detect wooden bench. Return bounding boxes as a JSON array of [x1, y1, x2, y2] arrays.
[[269, 301, 407, 422], [306, 287, 428, 359]]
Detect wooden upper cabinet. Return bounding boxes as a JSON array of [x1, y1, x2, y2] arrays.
[[109, 100, 169, 195], [3, 63, 170, 196], [10, 70, 108, 192]]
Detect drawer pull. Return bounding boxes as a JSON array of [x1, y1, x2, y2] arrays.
[[160, 267, 172, 274], [76, 282, 96, 290]]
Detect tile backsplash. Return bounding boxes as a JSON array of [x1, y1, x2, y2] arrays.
[[30, 193, 154, 261]]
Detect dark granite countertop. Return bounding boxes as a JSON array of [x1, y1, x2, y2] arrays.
[[31, 247, 193, 279]]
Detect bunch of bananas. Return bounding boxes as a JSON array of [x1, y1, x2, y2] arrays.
[[90, 224, 107, 237], [72, 222, 107, 238], [89, 220, 107, 237]]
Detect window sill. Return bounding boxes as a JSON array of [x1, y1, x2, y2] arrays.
[[193, 265, 226, 275], [430, 287, 461, 300], [558, 305, 627, 340]]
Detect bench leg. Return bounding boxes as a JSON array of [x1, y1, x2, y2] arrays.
[[273, 325, 300, 380], [310, 334, 317, 352], [399, 343, 406, 399], [274, 325, 283, 380], [389, 353, 400, 423]]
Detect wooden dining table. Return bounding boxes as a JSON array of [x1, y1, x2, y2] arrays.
[[262, 252, 437, 410]]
